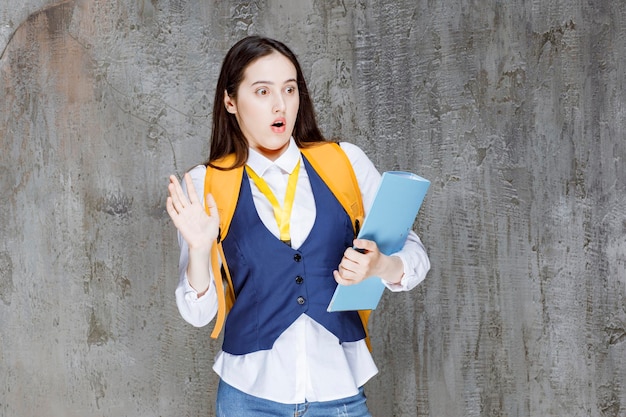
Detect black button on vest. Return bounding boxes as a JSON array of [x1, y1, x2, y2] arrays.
[[295, 276, 304, 284], [293, 253, 302, 262], [297, 296, 306, 305]]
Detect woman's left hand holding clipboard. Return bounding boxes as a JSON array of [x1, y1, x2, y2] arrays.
[[334, 238, 404, 286]]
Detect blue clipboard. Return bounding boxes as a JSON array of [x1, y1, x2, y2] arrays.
[[327, 171, 430, 312]]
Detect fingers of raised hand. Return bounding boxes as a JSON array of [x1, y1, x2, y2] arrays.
[[167, 182, 186, 214], [165, 194, 176, 217], [204, 193, 219, 220], [167, 174, 197, 217], [183, 173, 201, 205]]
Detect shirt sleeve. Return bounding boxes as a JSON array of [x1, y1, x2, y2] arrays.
[[173, 165, 219, 327], [339, 142, 431, 292]]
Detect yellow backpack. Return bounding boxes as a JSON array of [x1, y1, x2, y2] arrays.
[[203, 142, 372, 349]]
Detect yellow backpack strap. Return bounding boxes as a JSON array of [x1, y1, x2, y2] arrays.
[[358, 311, 372, 350], [301, 142, 373, 351], [301, 143, 364, 235], [203, 155, 240, 338]]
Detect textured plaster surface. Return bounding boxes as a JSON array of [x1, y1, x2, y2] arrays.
[[1, 1, 625, 416]]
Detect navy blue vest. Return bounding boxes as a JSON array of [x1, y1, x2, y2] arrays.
[[220, 156, 366, 355]]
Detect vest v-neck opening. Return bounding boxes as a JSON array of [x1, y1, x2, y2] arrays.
[[242, 156, 324, 252]]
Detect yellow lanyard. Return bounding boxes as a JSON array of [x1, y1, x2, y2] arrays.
[[245, 160, 301, 246]]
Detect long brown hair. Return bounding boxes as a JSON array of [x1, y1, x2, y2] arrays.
[[207, 36, 326, 169]]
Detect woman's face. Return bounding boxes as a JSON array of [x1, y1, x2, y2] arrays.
[[224, 52, 300, 161]]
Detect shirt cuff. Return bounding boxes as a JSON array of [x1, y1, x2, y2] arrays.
[[181, 272, 214, 302], [382, 255, 414, 291], [175, 272, 218, 328]]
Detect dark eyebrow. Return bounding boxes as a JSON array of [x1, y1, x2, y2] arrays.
[[250, 78, 297, 86]]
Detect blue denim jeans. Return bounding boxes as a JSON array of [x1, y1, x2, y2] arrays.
[[216, 379, 372, 417]]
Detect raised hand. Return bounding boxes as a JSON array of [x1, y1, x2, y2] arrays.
[[166, 173, 219, 252]]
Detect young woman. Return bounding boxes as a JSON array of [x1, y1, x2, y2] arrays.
[[166, 36, 430, 417]]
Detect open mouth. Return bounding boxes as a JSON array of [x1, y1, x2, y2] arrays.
[[271, 118, 286, 132]]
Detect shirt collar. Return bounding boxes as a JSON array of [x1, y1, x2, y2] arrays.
[[246, 137, 301, 176]]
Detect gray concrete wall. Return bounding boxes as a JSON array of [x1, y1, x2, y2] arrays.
[[1, 1, 624, 416]]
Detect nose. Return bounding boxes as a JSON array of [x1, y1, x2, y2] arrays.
[[273, 94, 286, 113]]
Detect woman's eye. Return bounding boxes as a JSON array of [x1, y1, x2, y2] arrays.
[[256, 88, 268, 96], [285, 86, 296, 94]]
